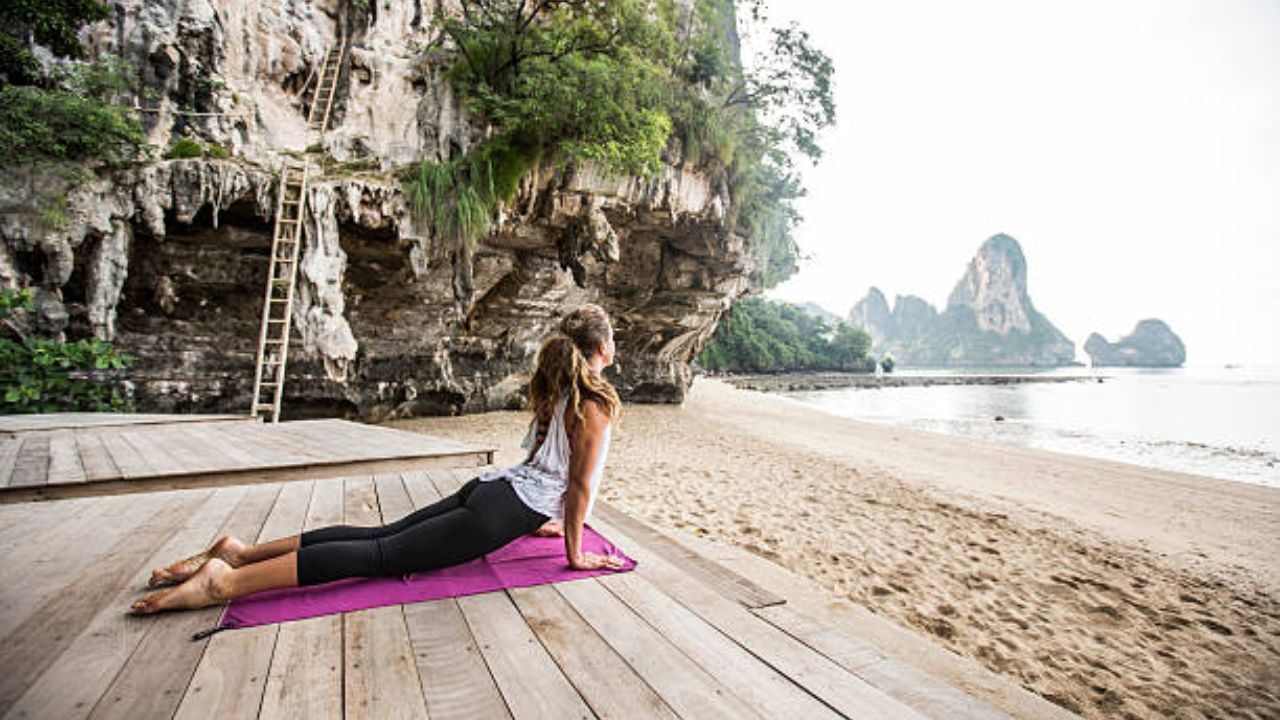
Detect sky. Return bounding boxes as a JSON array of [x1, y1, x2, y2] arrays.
[[749, 0, 1280, 366]]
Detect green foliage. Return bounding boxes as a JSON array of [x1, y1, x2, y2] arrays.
[[424, 0, 833, 292], [165, 138, 205, 159], [0, 58, 146, 167], [436, 0, 679, 178], [0, 0, 110, 85], [0, 289, 134, 414], [669, 0, 834, 289], [402, 135, 536, 249], [881, 354, 895, 373], [0, 85, 145, 167], [164, 138, 231, 160], [696, 297, 874, 372]]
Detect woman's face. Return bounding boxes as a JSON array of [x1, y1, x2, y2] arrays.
[[600, 326, 616, 367]]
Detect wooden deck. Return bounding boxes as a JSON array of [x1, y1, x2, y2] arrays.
[[0, 416, 494, 504], [0, 461, 1062, 720]]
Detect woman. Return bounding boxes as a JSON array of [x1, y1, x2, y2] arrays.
[[131, 304, 626, 615]]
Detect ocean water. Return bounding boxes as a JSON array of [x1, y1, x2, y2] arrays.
[[774, 364, 1280, 489]]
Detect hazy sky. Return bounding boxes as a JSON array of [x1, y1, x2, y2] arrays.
[[752, 0, 1280, 366]]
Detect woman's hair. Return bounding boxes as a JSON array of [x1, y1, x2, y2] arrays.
[[526, 303, 623, 432]]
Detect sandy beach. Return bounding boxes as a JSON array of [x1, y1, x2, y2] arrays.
[[390, 377, 1280, 719]]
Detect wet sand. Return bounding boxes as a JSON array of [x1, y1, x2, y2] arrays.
[[389, 377, 1280, 719]]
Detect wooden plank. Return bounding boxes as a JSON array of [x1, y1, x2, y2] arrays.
[[509, 584, 680, 719], [430, 467, 469, 494], [0, 490, 206, 714], [45, 429, 87, 484], [97, 428, 155, 479], [754, 603, 1015, 720], [372, 473, 415, 521], [596, 571, 843, 719], [592, 499, 785, 609], [86, 483, 283, 720], [0, 452, 490, 504], [218, 422, 324, 464], [191, 423, 280, 468], [355, 422, 491, 459], [553, 578, 764, 719], [0, 435, 23, 482], [0, 488, 218, 719], [287, 420, 381, 461], [335, 421, 436, 456], [343, 475, 430, 720], [157, 423, 241, 475], [0, 413, 253, 434], [119, 427, 188, 476], [397, 471, 514, 720], [0, 490, 95, 549], [257, 477, 346, 720], [455, 591, 594, 720], [7, 433, 49, 488], [172, 480, 318, 720], [224, 423, 326, 466], [588, 513, 928, 720], [0, 494, 153, 639], [74, 430, 122, 482]]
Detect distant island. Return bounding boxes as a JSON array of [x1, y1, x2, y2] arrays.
[[1085, 319, 1186, 367], [850, 233, 1079, 367]]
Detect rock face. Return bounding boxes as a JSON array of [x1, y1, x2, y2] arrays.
[[849, 287, 892, 346], [1085, 320, 1186, 367], [848, 234, 1076, 367], [0, 0, 762, 418]]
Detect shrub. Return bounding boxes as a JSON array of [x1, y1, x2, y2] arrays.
[[0, 83, 145, 167], [0, 289, 135, 413], [165, 138, 205, 159]]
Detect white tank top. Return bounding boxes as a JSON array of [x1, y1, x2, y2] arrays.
[[477, 393, 612, 521]]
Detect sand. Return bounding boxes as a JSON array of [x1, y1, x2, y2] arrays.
[[389, 377, 1280, 719]]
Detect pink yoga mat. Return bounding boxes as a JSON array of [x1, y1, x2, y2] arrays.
[[192, 523, 636, 640]]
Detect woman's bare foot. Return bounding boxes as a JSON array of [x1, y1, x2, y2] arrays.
[[132, 557, 233, 615], [147, 535, 247, 588], [533, 519, 564, 537]]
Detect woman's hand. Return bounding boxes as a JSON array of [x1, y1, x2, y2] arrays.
[[533, 519, 564, 537], [568, 551, 626, 571]]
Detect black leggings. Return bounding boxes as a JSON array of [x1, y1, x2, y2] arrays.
[[295, 476, 550, 586]]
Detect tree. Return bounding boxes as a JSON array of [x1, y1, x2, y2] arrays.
[[1, 0, 110, 87], [830, 323, 872, 370], [414, 0, 837, 293], [696, 297, 875, 373]]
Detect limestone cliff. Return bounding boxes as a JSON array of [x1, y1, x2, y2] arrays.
[[1085, 319, 1186, 367], [848, 234, 1077, 367], [0, 0, 763, 418]]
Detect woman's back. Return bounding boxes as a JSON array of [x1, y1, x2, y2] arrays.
[[476, 393, 612, 520]]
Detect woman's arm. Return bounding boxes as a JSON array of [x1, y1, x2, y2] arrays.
[[563, 399, 623, 570]]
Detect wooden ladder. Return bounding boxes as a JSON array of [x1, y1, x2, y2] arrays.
[[250, 161, 309, 422], [249, 30, 348, 422], [306, 30, 347, 133]]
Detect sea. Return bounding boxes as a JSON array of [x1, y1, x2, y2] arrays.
[[774, 364, 1280, 489]]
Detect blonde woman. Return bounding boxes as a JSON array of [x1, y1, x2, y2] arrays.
[[132, 304, 625, 615]]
